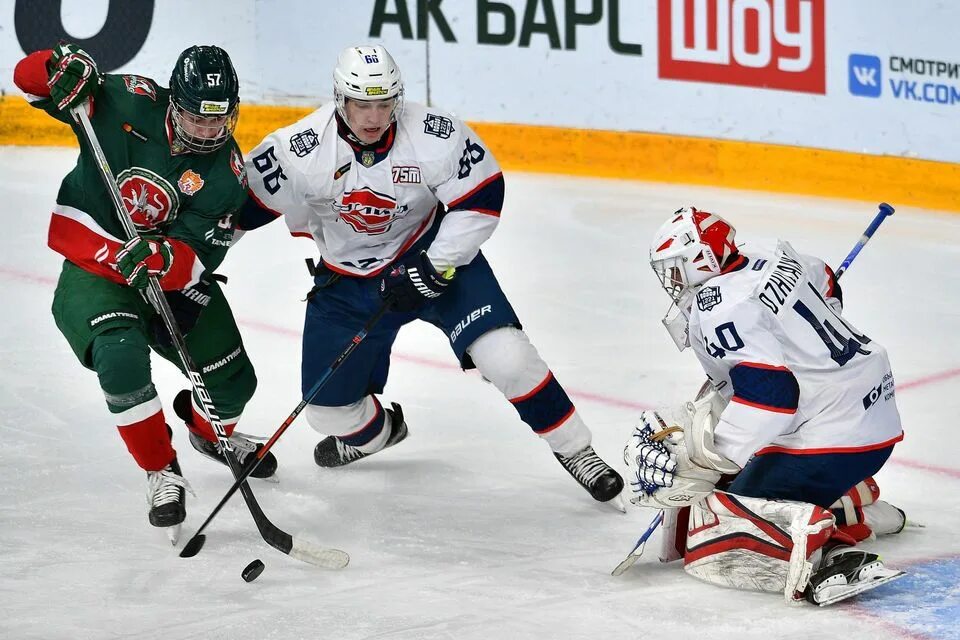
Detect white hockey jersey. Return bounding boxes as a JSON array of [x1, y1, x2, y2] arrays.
[[689, 241, 903, 467], [244, 101, 504, 277]]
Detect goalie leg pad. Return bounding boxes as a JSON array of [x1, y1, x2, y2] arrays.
[[683, 493, 836, 601]]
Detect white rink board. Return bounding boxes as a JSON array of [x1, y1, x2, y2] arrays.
[[2, 0, 959, 162]]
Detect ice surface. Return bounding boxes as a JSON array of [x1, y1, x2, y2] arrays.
[[2, 147, 958, 639]]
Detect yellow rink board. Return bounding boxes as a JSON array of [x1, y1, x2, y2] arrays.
[[1, 97, 956, 212]]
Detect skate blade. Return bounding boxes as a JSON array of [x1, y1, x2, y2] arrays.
[[257, 472, 280, 484], [165, 523, 182, 546], [815, 569, 906, 606]]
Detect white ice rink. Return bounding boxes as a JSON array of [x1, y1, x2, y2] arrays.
[[2, 146, 959, 639]]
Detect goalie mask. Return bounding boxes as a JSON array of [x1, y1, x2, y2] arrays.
[[169, 45, 240, 154], [333, 45, 404, 136], [650, 207, 737, 350]]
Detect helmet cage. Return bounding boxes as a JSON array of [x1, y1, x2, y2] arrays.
[[649, 207, 735, 351], [169, 101, 238, 153]]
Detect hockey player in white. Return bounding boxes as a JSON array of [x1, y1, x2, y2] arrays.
[[623, 207, 907, 605], [238, 45, 623, 503]]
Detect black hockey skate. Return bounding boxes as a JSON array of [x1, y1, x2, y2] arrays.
[[147, 457, 189, 529], [805, 548, 905, 606], [314, 402, 409, 468], [173, 390, 278, 479], [555, 445, 625, 502]]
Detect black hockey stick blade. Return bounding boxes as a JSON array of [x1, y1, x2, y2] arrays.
[[179, 534, 207, 558]]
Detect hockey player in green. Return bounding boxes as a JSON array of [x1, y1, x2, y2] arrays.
[[13, 42, 277, 541]]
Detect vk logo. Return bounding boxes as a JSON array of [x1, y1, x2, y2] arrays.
[[849, 54, 882, 97]]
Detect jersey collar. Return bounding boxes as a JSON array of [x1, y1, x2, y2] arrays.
[[335, 113, 397, 167]]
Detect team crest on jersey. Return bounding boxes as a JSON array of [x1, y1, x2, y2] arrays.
[[229, 147, 247, 188], [697, 286, 722, 312], [122, 75, 156, 101], [177, 169, 205, 196], [423, 114, 454, 139], [392, 166, 421, 184], [116, 167, 180, 231], [334, 187, 409, 235], [361, 151, 375, 167], [289, 128, 319, 157]]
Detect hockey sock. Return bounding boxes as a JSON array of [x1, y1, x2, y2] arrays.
[[468, 327, 590, 455], [340, 397, 389, 452], [185, 394, 239, 442], [116, 407, 175, 472]]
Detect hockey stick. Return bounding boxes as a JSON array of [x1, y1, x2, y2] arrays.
[[611, 509, 664, 576], [70, 106, 346, 569], [835, 202, 894, 279], [612, 202, 895, 576], [179, 297, 394, 559]]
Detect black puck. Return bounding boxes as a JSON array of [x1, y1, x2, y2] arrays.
[[242, 559, 265, 582]]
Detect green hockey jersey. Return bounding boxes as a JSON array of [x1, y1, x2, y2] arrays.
[[30, 69, 248, 290]]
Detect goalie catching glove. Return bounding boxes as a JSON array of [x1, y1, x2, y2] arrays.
[[624, 385, 740, 509]]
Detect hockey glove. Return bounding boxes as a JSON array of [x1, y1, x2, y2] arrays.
[[379, 251, 454, 312], [115, 236, 174, 289], [151, 276, 214, 347], [47, 42, 100, 112]]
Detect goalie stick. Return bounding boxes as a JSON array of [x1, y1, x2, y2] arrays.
[[612, 202, 896, 577], [70, 106, 347, 570]]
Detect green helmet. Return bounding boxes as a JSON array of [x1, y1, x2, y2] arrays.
[[169, 45, 240, 153]]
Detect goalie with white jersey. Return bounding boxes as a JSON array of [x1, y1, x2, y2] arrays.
[[623, 207, 907, 605], [239, 45, 623, 503]]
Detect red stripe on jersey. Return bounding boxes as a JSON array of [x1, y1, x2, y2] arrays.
[[720, 253, 747, 274], [470, 208, 501, 218], [755, 433, 904, 457], [737, 361, 792, 372], [13, 50, 54, 98], [447, 172, 504, 210], [731, 395, 798, 414], [48, 211, 126, 284]]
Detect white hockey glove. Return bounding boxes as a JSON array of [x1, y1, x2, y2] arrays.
[[623, 412, 678, 505], [628, 387, 740, 509]]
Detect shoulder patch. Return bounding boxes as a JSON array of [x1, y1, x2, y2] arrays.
[[423, 113, 455, 139], [122, 75, 156, 100], [289, 128, 319, 157], [697, 286, 722, 312], [229, 147, 247, 188]]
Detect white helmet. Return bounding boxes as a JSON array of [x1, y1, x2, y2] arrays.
[[650, 207, 738, 350], [333, 45, 404, 123]]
